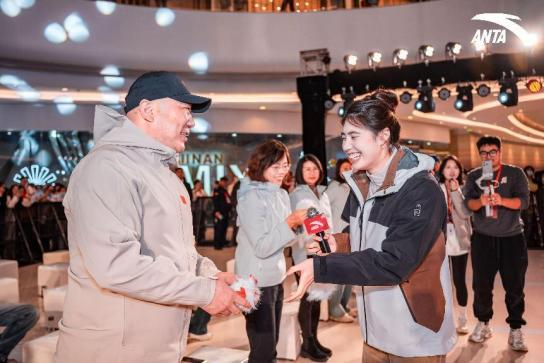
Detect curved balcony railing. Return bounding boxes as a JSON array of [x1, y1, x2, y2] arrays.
[[95, 0, 434, 14]]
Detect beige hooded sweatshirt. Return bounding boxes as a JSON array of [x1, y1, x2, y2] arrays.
[[55, 106, 219, 363]]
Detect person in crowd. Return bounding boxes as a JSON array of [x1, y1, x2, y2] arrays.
[[285, 89, 457, 362], [192, 179, 207, 201], [55, 71, 247, 363], [324, 158, 355, 323], [0, 303, 39, 363], [235, 140, 307, 363], [522, 166, 541, 247], [281, 170, 296, 193], [0, 183, 6, 258], [230, 177, 241, 246], [213, 176, 232, 250], [175, 167, 193, 202], [290, 154, 333, 362], [430, 154, 441, 182], [438, 155, 472, 334], [191, 179, 207, 243], [6, 185, 22, 209], [463, 136, 530, 352]]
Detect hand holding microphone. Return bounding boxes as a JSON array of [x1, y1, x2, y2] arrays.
[[304, 207, 331, 253]]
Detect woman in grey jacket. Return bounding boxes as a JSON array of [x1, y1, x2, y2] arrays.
[[438, 155, 472, 334], [324, 158, 355, 324], [290, 154, 333, 362], [235, 140, 307, 363], [285, 89, 456, 362]]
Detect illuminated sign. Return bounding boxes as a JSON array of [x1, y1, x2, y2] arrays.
[[13, 165, 57, 185], [178, 152, 244, 195]]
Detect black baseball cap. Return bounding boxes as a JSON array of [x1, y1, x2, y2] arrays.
[[124, 71, 211, 114]]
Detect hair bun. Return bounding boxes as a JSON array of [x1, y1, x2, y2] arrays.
[[371, 89, 398, 113]]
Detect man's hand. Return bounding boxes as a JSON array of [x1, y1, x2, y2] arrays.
[[284, 259, 315, 302], [202, 279, 248, 316], [215, 271, 237, 285], [479, 194, 491, 206], [214, 212, 222, 220], [490, 193, 502, 207], [307, 234, 337, 256]]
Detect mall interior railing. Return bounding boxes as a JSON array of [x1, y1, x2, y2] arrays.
[[96, 0, 434, 13]]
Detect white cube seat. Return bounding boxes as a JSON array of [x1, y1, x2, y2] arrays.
[[37, 263, 68, 296], [277, 301, 301, 360], [43, 285, 67, 330], [43, 250, 69, 265], [0, 259, 18, 279], [0, 278, 20, 303], [184, 346, 248, 363], [22, 331, 59, 363]]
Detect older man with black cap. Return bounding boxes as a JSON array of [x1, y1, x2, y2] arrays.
[[55, 72, 246, 363]]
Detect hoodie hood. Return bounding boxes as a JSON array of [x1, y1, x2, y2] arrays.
[[344, 146, 435, 204], [92, 105, 177, 165], [237, 177, 282, 200]]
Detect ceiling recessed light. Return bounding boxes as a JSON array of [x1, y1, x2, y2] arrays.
[[259, 105, 267, 110]]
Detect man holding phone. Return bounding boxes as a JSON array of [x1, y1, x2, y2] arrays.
[[464, 136, 530, 352]]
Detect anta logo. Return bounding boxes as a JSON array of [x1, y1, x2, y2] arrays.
[[471, 13, 538, 47]]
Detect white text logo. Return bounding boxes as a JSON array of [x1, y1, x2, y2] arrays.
[[471, 13, 538, 47]]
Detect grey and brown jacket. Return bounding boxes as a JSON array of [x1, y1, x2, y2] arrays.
[[313, 146, 457, 357]]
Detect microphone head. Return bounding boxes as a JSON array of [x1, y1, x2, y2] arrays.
[[307, 207, 319, 218]]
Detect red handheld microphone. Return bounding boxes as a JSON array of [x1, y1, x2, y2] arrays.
[[303, 207, 331, 253]]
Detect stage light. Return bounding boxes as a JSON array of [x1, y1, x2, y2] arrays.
[[418, 45, 434, 65], [477, 84, 490, 97], [1, 0, 20, 17], [473, 40, 487, 59], [338, 88, 355, 117], [367, 52, 382, 68], [454, 85, 473, 112], [438, 87, 451, 101], [445, 42, 462, 62], [522, 33, 538, 48], [393, 49, 408, 68], [64, 13, 89, 43], [498, 78, 518, 107], [155, 8, 175, 27], [104, 76, 125, 88], [100, 65, 120, 76], [95, 1, 116, 15], [188, 52, 209, 75], [193, 117, 210, 133], [414, 86, 434, 113], [343, 54, 358, 72], [15, 0, 34, 8], [526, 79, 542, 93], [44, 23, 67, 44], [399, 91, 412, 104], [324, 96, 335, 110], [54, 96, 77, 116]]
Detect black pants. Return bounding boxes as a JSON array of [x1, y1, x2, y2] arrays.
[[188, 308, 211, 335], [298, 293, 321, 340], [471, 232, 528, 329], [244, 284, 283, 363], [213, 217, 229, 249], [450, 254, 468, 307]]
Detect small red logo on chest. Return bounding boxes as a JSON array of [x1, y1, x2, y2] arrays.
[[180, 195, 187, 205]]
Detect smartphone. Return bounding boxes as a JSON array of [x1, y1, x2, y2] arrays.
[[482, 160, 493, 181]]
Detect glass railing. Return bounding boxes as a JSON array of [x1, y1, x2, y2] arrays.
[[97, 0, 434, 13]]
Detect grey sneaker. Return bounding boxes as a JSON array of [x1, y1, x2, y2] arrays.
[[456, 315, 469, 335], [469, 321, 493, 343], [508, 328, 528, 352]]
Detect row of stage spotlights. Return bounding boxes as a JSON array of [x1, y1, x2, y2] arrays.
[[334, 77, 542, 116], [343, 42, 470, 71]]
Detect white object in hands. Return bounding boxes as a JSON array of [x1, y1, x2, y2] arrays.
[[230, 276, 261, 313], [306, 282, 336, 302]]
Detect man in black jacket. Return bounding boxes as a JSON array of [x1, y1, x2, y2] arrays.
[[213, 177, 231, 250]]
